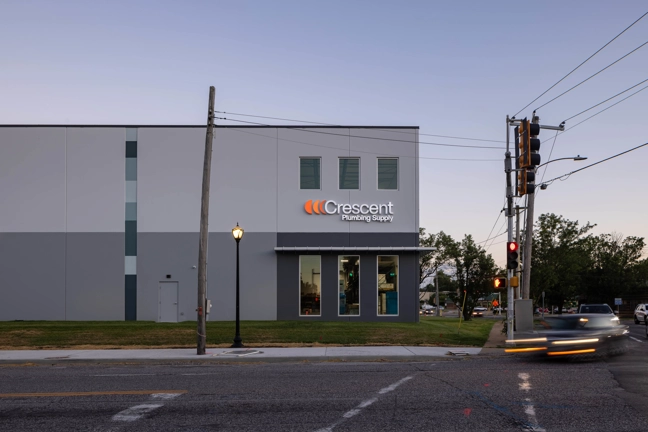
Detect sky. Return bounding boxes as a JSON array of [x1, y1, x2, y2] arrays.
[[2, 0, 647, 267]]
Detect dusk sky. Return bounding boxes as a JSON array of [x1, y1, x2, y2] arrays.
[[2, 0, 647, 267]]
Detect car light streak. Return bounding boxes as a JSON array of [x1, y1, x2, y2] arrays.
[[505, 338, 547, 343], [551, 338, 599, 345], [547, 348, 596, 356], [505, 347, 547, 353]]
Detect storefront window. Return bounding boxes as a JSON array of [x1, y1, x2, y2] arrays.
[[339, 256, 360, 315], [300, 256, 321, 316], [378, 256, 398, 315]]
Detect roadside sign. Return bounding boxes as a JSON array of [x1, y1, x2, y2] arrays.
[[614, 298, 622, 306]]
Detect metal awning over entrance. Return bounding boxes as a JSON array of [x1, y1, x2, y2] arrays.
[[274, 247, 436, 252]]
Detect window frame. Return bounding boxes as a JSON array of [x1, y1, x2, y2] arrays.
[[377, 255, 399, 316], [377, 157, 399, 190], [338, 255, 361, 317], [299, 255, 322, 317], [299, 157, 322, 190], [338, 157, 360, 190]]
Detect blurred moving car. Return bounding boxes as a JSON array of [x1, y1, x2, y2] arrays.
[[472, 306, 487, 317], [634, 304, 647, 324], [506, 314, 629, 358], [578, 304, 614, 314]]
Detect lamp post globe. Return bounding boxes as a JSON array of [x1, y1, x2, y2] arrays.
[[232, 223, 244, 348]]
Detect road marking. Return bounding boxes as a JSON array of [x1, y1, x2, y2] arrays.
[[518, 373, 545, 432], [93, 374, 156, 377], [630, 336, 644, 343], [152, 393, 182, 400], [112, 404, 163, 422], [0, 390, 187, 398], [314, 375, 414, 431]]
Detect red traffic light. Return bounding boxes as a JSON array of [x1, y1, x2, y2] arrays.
[[508, 242, 518, 252]]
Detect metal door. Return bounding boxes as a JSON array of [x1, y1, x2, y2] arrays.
[[158, 282, 179, 322]]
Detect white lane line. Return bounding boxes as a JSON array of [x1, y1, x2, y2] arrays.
[[518, 373, 545, 432], [112, 404, 163, 422], [630, 336, 644, 343], [313, 376, 414, 432]]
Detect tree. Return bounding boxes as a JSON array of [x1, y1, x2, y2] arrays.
[[419, 229, 457, 300], [530, 213, 595, 313], [582, 233, 646, 303], [449, 235, 499, 321]]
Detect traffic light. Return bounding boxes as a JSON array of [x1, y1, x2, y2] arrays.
[[494, 277, 507, 289], [507, 241, 519, 270], [519, 119, 541, 167], [517, 168, 536, 196]]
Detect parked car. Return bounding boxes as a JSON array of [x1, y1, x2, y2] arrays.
[[634, 304, 648, 324], [472, 306, 487, 317], [578, 304, 614, 315], [506, 314, 629, 358]]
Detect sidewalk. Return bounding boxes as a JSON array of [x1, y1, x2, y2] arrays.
[[0, 346, 486, 364]]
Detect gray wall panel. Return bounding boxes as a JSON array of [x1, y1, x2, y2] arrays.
[[65, 234, 124, 320], [0, 233, 66, 320], [137, 233, 200, 321], [0, 128, 66, 232], [137, 232, 277, 322], [208, 232, 277, 321], [65, 128, 125, 232]]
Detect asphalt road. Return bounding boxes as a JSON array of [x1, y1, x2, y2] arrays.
[[1, 320, 647, 432]]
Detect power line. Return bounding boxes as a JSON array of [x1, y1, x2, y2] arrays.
[[514, 10, 648, 116], [539, 131, 560, 185], [540, 81, 648, 145], [534, 39, 648, 112], [224, 126, 500, 161], [216, 110, 505, 144], [479, 202, 505, 246], [540, 141, 648, 186], [563, 77, 648, 122], [217, 116, 504, 150]]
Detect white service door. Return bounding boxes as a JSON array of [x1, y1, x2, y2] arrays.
[[158, 282, 179, 322]]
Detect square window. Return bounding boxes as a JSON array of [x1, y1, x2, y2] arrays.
[[300, 158, 321, 189], [339, 158, 360, 189], [378, 158, 398, 190]]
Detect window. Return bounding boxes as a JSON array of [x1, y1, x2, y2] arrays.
[[378, 158, 398, 190], [339, 256, 360, 316], [378, 256, 398, 315], [339, 158, 360, 189], [300, 256, 321, 316], [300, 158, 321, 189]]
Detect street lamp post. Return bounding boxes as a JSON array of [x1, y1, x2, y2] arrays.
[[231, 223, 244, 348]]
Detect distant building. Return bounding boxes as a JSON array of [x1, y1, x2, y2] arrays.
[[0, 125, 431, 322]]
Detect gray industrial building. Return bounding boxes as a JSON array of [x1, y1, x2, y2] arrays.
[[0, 125, 425, 322]]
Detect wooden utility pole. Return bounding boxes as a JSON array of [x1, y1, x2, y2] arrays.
[[197, 86, 215, 355]]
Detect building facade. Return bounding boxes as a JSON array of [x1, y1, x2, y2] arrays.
[[0, 125, 423, 322]]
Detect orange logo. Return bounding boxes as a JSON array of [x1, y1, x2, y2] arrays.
[[304, 199, 328, 215]]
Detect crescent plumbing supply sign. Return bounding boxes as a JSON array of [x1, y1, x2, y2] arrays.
[[304, 199, 394, 223]]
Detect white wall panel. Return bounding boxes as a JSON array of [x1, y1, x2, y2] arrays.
[[0, 128, 66, 232], [66, 128, 125, 232], [137, 128, 205, 232]]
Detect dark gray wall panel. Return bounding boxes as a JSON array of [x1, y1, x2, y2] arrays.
[[0, 233, 66, 320], [278, 232, 417, 247], [277, 252, 419, 322], [137, 233, 199, 322], [137, 232, 277, 322], [65, 233, 124, 320]]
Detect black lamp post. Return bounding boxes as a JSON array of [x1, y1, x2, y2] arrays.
[[231, 222, 244, 348]]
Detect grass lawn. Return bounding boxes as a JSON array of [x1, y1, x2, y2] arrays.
[[0, 317, 496, 350]]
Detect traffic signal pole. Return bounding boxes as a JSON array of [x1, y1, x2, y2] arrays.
[[505, 115, 514, 341]]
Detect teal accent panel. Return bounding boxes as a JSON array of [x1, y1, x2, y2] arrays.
[[125, 202, 137, 221], [126, 158, 137, 181], [126, 141, 137, 158], [125, 221, 137, 256]]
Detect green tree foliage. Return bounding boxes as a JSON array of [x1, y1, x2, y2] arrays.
[[530, 213, 595, 313], [450, 235, 499, 321], [418, 229, 457, 299]]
